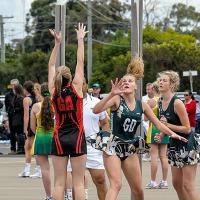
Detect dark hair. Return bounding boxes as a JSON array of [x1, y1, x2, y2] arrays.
[[23, 81, 36, 103], [14, 84, 24, 98], [41, 83, 54, 131], [185, 89, 195, 100]]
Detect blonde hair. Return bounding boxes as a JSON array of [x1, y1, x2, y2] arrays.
[[152, 80, 159, 94], [34, 83, 41, 93], [158, 70, 180, 92], [126, 57, 144, 79], [54, 66, 72, 95]]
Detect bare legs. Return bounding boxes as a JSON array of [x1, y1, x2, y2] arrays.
[[103, 153, 144, 200], [172, 165, 200, 200], [71, 155, 87, 200], [149, 144, 168, 182], [36, 155, 51, 198], [89, 169, 107, 200]]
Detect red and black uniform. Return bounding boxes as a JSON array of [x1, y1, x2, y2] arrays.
[[51, 84, 86, 157]]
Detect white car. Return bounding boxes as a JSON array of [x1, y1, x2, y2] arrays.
[[0, 95, 8, 127]]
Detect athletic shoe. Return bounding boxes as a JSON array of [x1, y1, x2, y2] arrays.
[[142, 153, 151, 162], [30, 169, 42, 178], [45, 197, 52, 200], [64, 195, 72, 200], [8, 150, 16, 155], [158, 180, 168, 189], [18, 171, 30, 177], [145, 181, 158, 189]]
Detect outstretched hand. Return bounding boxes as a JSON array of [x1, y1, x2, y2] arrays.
[[110, 78, 124, 96], [171, 133, 188, 142], [49, 29, 62, 44], [154, 133, 188, 143], [75, 23, 88, 40]]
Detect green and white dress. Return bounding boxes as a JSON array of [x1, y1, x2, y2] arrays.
[[32, 102, 53, 155], [159, 95, 200, 168], [87, 96, 146, 160]]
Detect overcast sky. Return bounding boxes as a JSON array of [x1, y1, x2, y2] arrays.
[[0, 0, 200, 43]]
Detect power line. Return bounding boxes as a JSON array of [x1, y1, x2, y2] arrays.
[[77, 0, 118, 24], [92, 38, 130, 48]]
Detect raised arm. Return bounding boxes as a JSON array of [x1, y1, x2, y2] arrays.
[[48, 29, 62, 95], [72, 23, 88, 92], [93, 78, 124, 114]]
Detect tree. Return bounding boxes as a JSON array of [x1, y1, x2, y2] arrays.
[[91, 26, 200, 93], [24, 0, 131, 52], [159, 3, 200, 34], [143, 0, 160, 26], [20, 50, 48, 83], [25, 0, 56, 52]]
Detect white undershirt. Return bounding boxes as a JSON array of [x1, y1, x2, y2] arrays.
[[83, 94, 107, 137]]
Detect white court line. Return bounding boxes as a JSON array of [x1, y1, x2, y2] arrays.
[[0, 160, 36, 164], [0, 187, 41, 190], [0, 158, 37, 163], [0, 197, 39, 199]]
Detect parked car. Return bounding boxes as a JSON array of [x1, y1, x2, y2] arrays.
[[0, 95, 8, 127]]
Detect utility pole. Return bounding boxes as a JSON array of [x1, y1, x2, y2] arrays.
[[131, 0, 143, 199], [0, 15, 13, 63], [183, 70, 198, 92], [55, 0, 66, 67], [87, 0, 92, 83], [0, 15, 5, 63]]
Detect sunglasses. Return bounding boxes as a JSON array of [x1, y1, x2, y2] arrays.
[[184, 94, 189, 96]]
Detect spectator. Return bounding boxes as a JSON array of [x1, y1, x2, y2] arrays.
[[5, 79, 19, 154], [142, 83, 154, 161], [184, 90, 196, 132], [196, 103, 200, 133], [87, 88, 93, 96], [92, 83, 102, 99], [12, 84, 25, 154], [142, 83, 154, 133], [34, 83, 42, 102], [18, 81, 36, 177], [0, 119, 10, 141]]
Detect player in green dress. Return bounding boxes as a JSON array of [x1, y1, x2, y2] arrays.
[[31, 83, 54, 200], [155, 70, 200, 200], [88, 57, 187, 200]]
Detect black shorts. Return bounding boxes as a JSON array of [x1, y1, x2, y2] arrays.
[[51, 128, 87, 157], [27, 128, 35, 138], [25, 123, 35, 138]]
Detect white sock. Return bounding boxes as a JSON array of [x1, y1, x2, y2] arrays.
[[36, 165, 41, 172], [25, 163, 31, 172], [151, 180, 157, 185], [66, 189, 72, 199], [162, 180, 167, 183], [85, 189, 88, 200]]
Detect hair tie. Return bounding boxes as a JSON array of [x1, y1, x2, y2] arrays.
[[43, 92, 50, 97]]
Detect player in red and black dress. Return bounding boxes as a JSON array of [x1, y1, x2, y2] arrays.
[[48, 23, 88, 200], [52, 84, 85, 156]]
